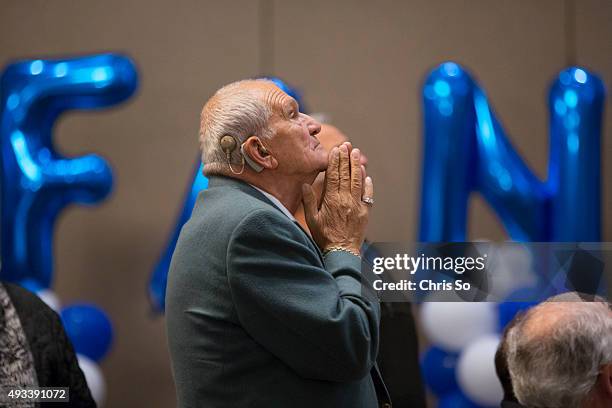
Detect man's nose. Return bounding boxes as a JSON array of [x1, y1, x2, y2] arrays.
[[304, 114, 321, 136]]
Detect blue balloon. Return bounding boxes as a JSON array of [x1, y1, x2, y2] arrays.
[[419, 63, 604, 242], [148, 77, 306, 312], [548, 68, 605, 241], [419, 63, 478, 241], [438, 391, 481, 408], [421, 346, 459, 397], [0, 54, 138, 287], [61, 304, 113, 362], [149, 161, 207, 311]]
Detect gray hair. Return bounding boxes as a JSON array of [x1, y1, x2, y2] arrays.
[[199, 79, 274, 173], [505, 293, 612, 407]]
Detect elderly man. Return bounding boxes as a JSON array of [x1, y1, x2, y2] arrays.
[[165, 80, 389, 408], [505, 293, 612, 408]]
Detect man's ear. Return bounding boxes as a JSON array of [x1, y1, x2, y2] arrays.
[[601, 363, 612, 397], [242, 136, 277, 170]]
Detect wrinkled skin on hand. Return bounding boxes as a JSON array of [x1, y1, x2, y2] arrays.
[[302, 142, 374, 255]]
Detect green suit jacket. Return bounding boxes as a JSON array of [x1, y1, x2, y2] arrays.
[[166, 175, 389, 408]]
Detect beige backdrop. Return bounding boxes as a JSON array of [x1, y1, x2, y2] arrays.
[[1, 1, 610, 407]]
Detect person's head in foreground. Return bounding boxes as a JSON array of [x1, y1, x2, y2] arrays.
[[199, 79, 329, 212], [505, 292, 612, 408]]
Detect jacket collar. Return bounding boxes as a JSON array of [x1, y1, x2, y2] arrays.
[[207, 175, 323, 261], [207, 175, 289, 219]]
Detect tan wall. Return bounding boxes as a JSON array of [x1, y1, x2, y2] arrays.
[[0, 1, 610, 407]]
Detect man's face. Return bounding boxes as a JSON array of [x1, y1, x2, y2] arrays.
[[260, 83, 328, 177]]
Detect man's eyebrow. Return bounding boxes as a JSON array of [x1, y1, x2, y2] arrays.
[[288, 98, 299, 112], [279, 97, 298, 114]]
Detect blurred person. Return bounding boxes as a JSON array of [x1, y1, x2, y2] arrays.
[[295, 124, 426, 408], [166, 80, 391, 408], [505, 292, 612, 408], [0, 281, 96, 407]]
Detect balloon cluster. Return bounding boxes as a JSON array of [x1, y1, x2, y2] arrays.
[[1, 54, 138, 406], [418, 62, 605, 407], [419, 62, 604, 242], [419, 245, 539, 406], [420, 298, 536, 406]]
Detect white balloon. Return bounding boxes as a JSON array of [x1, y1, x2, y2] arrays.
[[420, 301, 498, 352], [77, 354, 106, 407], [36, 289, 61, 312], [457, 334, 504, 407]]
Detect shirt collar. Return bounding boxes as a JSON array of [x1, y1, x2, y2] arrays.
[[248, 184, 297, 222]]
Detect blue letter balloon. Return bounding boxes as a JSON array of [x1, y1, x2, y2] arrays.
[[419, 63, 604, 242], [0, 54, 138, 287]]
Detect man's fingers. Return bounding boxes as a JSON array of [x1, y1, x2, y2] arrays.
[[325, 147, 340, 194], [361, 165, 367, 186], [350, 148, 362, 200], [317, 173, 327, 209], [338, 144, 351, 194], [301, 184, 317, 224], [363, 176, 374, 207]]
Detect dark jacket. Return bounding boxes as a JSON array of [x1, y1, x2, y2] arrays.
[[166, 175, 390, 408], [4, 283, 96, 407], [378, 302, 426, 408]]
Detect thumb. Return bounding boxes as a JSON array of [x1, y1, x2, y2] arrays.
[[301, 184, 317, 224]]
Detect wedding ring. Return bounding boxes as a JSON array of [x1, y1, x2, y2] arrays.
[[362, 196, 374, 206]]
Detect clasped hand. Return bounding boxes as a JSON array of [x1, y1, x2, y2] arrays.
[[302, 142, 374, 256]]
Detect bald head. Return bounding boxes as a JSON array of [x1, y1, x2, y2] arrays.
[[520, 301, 587, 340], [505, 293, 612, 407], [199, 79, 278, 175]]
